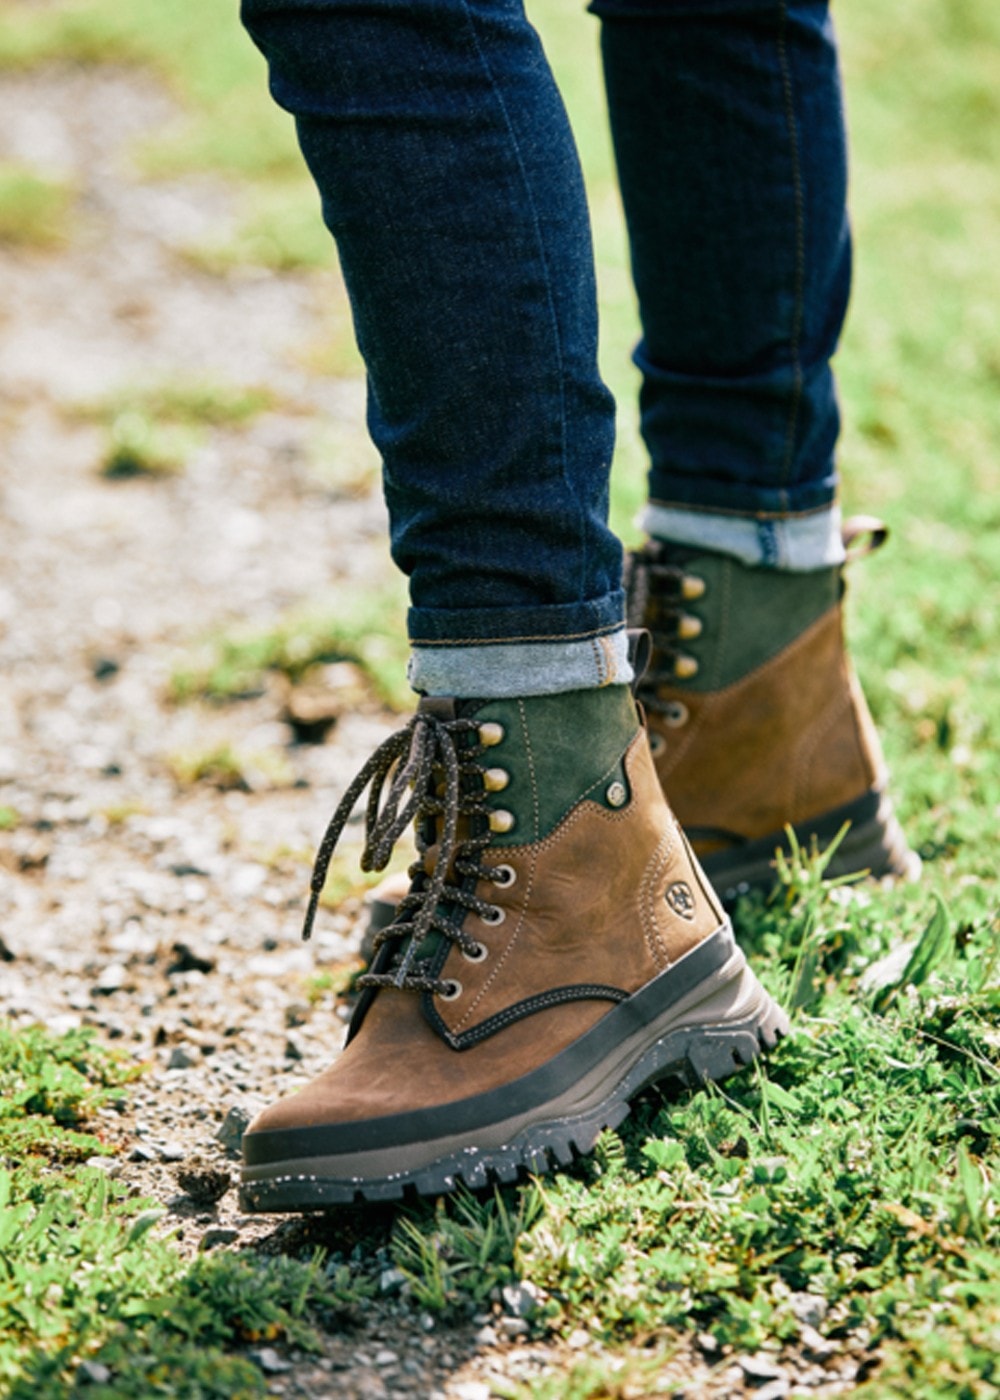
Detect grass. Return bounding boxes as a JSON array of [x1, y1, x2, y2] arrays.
[[0, 1022, 373, 1399], [1, 0, 998, 1394], [166, 743, 296, 793], [168, 580, 411, 713], [74, 380, 278, 480], [0, 163, 75, 248]]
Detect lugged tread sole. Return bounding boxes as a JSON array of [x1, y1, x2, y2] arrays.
[[239, 948, 789, 1214]]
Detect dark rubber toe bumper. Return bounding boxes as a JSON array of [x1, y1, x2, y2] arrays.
[[240, 924, 789, 1212]]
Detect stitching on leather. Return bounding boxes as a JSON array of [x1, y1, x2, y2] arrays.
[[578, 746, 632, 807], [657, 606, 841, 782], [528, 735, 644, 853], [451, 848, 536, 1031], [518, 698, 541, 843], [449, 736, 641, 1031], [793, 684, 854, 817], [447, 983, 627, 1050], [639, 826, 676, 971]]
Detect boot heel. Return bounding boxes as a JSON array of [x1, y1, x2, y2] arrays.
[[671, 959, 790, 1087]]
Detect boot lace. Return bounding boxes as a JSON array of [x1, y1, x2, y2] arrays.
[[301, 709, 507, 996], [624, 542, 703, 710]]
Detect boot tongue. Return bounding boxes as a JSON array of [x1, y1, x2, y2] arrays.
[[418, 696, 458, 721]]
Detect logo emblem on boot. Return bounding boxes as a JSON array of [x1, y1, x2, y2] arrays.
[[665, 881, 696, 920]]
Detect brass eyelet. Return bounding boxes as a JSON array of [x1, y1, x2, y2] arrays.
[[682, 574, 706, 600], [463, 941, 488, 963], [481, 905, 506, 927], [483, 767, 510, 792], [605, 781, 627, 809], [438, 979, 463, 1001], [479, 722, 505, 747], [678, 613, 703, 640], [489, 809, 515, 834], [673, 654, 699, 679], [491, 863, 517, 888]]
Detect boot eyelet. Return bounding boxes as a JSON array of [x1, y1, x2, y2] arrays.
[[483, 767, 510, 792], [489, 809, 515, 834], [463, 941, 488, 963], [491, 864, 517, 888], [648, 732, 666, 757], [479, 722, 505, 748], [678, 614, 703, 640], [481, 905, 506, 926], [663, 701, 689, 728], [605, 781, 628, 809], [682, 574, 706, 600], [673, 654, 698, 680], [438, 979, 463, 1001]]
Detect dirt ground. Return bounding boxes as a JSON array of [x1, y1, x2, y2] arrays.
[[0, 65, 865, 1400]]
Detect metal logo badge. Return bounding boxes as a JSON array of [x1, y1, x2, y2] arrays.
[[665, 880, 696, 920]]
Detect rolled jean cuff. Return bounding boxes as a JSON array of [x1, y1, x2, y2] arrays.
[[641, 502, 846, 571], [407, 590, 627, 648], [409, 628, 633, 699]]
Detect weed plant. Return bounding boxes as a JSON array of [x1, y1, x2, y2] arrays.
[[0, 1024, 371, 1399], [0, 0, 997, 1393]]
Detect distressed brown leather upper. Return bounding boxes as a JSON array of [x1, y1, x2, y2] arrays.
[[649, 603, 886, 849], [246, 732, 724, 1135]]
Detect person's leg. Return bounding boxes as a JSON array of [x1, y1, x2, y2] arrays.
[[237, 0, 787, 1210], [243, 0, 628, 696], [595, 0, 849, 557], [595, 0, 915, 895]]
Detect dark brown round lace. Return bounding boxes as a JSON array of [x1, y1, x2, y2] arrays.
[[301, 709, 507, 995]]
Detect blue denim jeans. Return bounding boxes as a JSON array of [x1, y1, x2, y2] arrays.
[[241, 0, 850, 696]]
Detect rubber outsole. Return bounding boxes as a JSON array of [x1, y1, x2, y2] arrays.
[[239, 935, 789, 1213], [699, 788, 920, 905]]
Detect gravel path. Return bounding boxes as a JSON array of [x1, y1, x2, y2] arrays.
[[0, 63, 870, 1400]]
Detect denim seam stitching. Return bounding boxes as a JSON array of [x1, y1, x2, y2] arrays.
[[456, 1, 585, 600], [410, 622, 626, 647], [776, 1, 806, 497], [646, 495, 835, 521]]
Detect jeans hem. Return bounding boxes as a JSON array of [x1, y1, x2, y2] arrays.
[[408, 628, 632, 698], [647, 480, 837, 519], [408, 590, 626, 646]]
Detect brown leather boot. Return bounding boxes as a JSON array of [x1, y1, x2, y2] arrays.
[[625, 519, 918, 903], [240, 682, 788, 1211]]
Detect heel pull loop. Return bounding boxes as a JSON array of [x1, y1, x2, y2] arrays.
[[626, 628, 653, 696], [842, 515, 889, 562]]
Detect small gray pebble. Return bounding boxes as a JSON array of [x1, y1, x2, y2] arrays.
[[502, 1281, 540, 1319], [215, 1104, 252, 1154], [250, 1347, 292, 1374], [167, 1045, 198, 1070], [77, 1360, 112, 1384], [739, 1354, 786, 1382]]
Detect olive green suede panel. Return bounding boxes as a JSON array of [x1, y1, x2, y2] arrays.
[[469, 685, 639, 846], [666, 554, 841, 693]]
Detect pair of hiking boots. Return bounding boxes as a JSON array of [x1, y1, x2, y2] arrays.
[[240, 524, 915, 1211]]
